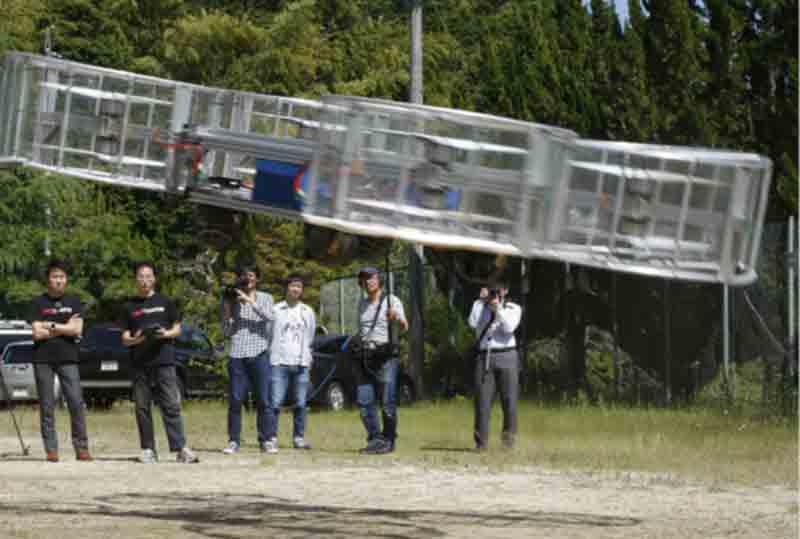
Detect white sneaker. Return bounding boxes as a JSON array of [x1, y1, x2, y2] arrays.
[[222, 441, 240, 454], [176, 447, 199, 463], [293, 437, 311, 450], [261, 440, 278, 454], [139, 449, 157, 464]]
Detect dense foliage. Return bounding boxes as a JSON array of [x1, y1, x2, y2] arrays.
[[0, 1, 796, 401]]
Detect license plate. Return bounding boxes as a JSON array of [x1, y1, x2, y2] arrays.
[[12, 389, 28, 398], [100, 361, 118, 372]]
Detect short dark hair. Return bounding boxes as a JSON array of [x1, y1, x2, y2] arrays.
[[236, 265, 260, 279], [134, 260, 156, 276], [46, 259, 69, 278], [490, 278, 509, 290], [285, 274, 305, 288]]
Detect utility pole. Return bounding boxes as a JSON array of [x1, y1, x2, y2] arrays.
[[407, 0, 426, 397], [410, 1, 423, 105]]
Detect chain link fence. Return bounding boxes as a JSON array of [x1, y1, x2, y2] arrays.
[[319, 220, 798, 415]]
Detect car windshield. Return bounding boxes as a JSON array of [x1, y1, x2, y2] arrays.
[[5, 345, 34, 364], [314, 335, 346, 354], [178, 325, 210, 352], [84, 327, 122, 347]]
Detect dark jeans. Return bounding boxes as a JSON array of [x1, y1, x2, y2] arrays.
[[132, 365, 186, 452], [355, 357, 399, 442], [268, 364, 310, 440], [33, 362, 88, 453], [473, 349, 519, 449], [228, 352, 272, 444]]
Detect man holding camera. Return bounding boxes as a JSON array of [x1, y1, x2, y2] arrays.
[[121, 261, 198, 463], [353, 267, 408, 455], [220, 265, 274, 454], [262, 275, 315, 454], [468, 281, 522, 450], [28, 259, 91, 462]]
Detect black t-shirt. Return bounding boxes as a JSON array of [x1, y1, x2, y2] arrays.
[[120, 293, 179, 368], [28, 293, 84, 364]]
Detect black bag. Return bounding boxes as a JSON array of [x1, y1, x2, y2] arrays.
[[463, 310, 495, 363], [346, 294, 397, 363]]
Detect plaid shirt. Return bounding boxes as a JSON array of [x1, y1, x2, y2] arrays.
[[222, 291, 274, 358]]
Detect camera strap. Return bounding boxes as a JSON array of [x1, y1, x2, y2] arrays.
[[363, 292, 386, 342]]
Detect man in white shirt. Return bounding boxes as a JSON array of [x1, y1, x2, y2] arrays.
[[468, 280, 522, 450], [262, 275, 316, 454]]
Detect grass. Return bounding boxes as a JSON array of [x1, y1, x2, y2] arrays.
[[10, 398, 797, 487]]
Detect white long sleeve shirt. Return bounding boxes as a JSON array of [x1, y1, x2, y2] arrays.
[[269, 300, 316, 367], [468, 299, 522, 351]]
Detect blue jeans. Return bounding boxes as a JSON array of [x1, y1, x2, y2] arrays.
[[356, 357, 399, 442], [268, 365, 310, 440], [228, 351, 272, 444]]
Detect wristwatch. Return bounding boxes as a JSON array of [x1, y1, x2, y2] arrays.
[[49, 322, 56, 330]]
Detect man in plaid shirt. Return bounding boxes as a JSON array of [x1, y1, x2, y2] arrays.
[[220, 265, 274, 454]]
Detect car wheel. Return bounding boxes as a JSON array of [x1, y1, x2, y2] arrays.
[[325, 381, 347, 411], [398, 378, 415, 405]]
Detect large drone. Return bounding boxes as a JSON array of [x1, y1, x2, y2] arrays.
[[0, 52, 772, 285]]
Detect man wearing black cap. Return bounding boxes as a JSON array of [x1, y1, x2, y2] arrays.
[[468, 280, 522, 450], [353, 266, 408, 454]]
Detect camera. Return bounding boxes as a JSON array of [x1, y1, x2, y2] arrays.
[[141, 324, 164, 340], [487, 288, 501, 301], [224, 275, 250, 301]]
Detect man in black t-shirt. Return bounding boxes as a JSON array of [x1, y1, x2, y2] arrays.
[[28, 259, 91, 462], [120, 261, 198, 464]]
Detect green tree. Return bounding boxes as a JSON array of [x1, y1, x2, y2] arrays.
[[642, 0, 710, 144], [0, 0, 46, 56], [44, 0, 134, 68]]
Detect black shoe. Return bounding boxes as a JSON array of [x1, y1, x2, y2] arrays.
[[359, 437, 387, 455], [374, 439, 395, 454]]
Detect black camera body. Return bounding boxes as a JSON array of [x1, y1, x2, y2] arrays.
[[224, 275, 250, 301], [141, 324, 164, 340], [487, 288, 502, 301]]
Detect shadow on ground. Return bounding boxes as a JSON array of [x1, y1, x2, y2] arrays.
[[0, 491, 640, 538]]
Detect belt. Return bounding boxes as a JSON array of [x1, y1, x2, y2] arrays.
[[479, 347, 517, 354]]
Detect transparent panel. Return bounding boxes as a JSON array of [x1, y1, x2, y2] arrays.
[[1, 52, 772, 284]]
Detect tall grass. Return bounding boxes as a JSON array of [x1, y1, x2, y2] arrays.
[[15, 398, 797, 487]]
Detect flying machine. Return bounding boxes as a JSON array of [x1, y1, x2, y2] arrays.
[[0, 51, 772, 284]]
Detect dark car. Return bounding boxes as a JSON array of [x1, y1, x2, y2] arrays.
[[78, 323, 221, 407], [78, 325, 415, 411], [308, 334, 416, 411]]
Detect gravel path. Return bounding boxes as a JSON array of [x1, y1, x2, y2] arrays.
[[0, 437, 795, 539]]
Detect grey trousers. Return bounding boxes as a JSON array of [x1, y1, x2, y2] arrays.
[[473, 349, 519, 449], [132, 365, 186, 452], [33, 363, 89, 453]]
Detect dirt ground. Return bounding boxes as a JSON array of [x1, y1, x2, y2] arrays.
[[0, 435, 796, 539]]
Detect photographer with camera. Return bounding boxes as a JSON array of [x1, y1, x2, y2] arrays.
[[351, 267, 408, 455], [468, 280, 522, 451], [121, 261, 198, 463], [220, 265, 274, 454]]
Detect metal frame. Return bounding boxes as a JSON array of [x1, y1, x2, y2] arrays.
[[0, 52, 773, 285]]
